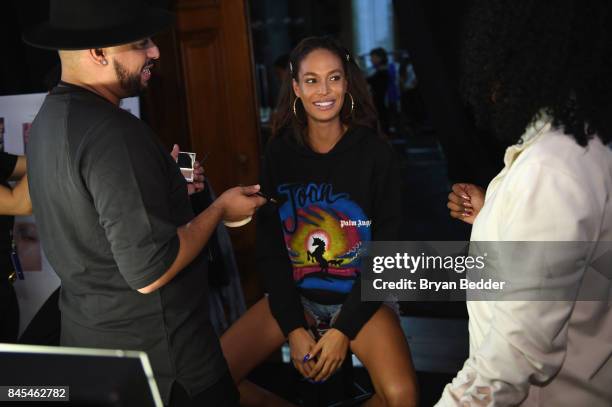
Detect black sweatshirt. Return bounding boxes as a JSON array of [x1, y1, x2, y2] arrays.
[[257, 125, 402, 339]]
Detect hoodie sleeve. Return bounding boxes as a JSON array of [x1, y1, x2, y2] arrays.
[[257, 144, 308, 337], [436, 162, 599, 406], [333, 141, 402, 339]]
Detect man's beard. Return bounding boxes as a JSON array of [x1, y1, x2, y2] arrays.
[[113, 59, 146, 97]]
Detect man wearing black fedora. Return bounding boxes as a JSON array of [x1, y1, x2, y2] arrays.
[[22, 1, 265, 405]]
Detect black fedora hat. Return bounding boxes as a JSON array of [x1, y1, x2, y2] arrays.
[[23, 0, 174, 50]]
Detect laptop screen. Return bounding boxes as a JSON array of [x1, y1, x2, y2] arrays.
[[0, 343, 162, 407]]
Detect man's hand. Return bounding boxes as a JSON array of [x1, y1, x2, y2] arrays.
[[288, 328, 317, 378], [307, 328, 349, 382], [447, 183, 485, 225], [170, 144, 205, 195], [212, 185, 266, 222], [188, 160, 205, 195]]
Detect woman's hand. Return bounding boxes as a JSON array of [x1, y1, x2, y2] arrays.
[[307, 328, 349, 382], [288, 328, 317, 378], [447, 183, 485, 224]]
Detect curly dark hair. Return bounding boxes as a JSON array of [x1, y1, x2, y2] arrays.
[[462, 0, 612, 146], [272, 36, 381, 141]]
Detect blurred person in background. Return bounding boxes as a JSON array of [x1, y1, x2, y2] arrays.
[[367, 47, 390, 133]]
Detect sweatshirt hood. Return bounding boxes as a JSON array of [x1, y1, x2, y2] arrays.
[[281, 125, 372, 158]]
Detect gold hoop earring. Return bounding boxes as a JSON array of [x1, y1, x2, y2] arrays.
[[346, 92, 355, 116], [292, 97, 300, 118]]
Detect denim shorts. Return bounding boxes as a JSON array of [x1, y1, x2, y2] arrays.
[[300, 296, 400, 338]]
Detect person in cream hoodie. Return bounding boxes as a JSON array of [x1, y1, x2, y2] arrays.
[[441, 0, 612, 405]]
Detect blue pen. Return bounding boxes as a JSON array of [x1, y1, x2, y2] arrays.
[[10, 239, 24, 280]]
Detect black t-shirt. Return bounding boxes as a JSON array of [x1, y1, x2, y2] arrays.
[[257, 126, 402, 339], [0, 152, 17, 280], [27, 83, 226, 403]]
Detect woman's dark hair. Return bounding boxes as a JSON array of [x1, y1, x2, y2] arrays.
[[272, 36, 381, 141], [462, 0, 612, 146]]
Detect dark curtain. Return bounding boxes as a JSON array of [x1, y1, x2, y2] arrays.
[[393, 0, 505, 187]]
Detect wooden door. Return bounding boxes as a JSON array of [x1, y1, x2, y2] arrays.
[[145, 0, 263, 304]]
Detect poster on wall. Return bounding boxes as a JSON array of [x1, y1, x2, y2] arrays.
[[0, 92, 140, 337]]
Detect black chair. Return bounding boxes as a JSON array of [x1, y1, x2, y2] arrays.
[[328, 352, 373, 407]]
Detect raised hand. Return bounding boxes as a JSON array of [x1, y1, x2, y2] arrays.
[[447, 183, 485, 225]]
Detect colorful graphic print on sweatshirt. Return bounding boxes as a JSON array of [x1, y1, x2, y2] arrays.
[[277, 182, 371, 295]]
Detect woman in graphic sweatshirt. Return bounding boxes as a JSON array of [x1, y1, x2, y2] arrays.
[[221, 37, 418, 407]]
